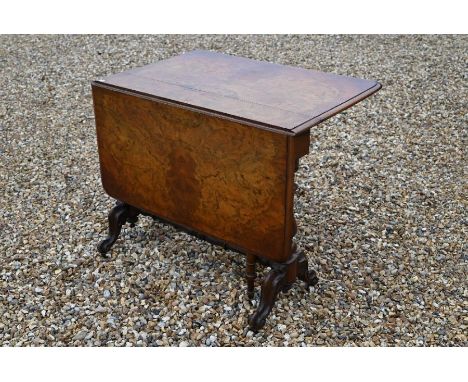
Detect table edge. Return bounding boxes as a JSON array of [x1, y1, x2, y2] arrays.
[[291, 81, 382, 134], [91, 81, 297, 136], [91, 80, 382, 136]]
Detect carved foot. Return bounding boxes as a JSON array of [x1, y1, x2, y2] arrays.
[[297, 251, 319, 288], [249, 264, 288, 331], [97, 201, 140, 256]]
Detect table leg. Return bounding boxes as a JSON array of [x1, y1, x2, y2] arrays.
[[97, 201, 140, 256], [249, 149, 319, 330], [297, 251, 319, 288], [248, 260, 289, 332], [246, 253, 256, 300]]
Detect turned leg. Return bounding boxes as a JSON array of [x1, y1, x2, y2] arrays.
[[246, 253, 256, 300], [97, 201, 140, 256], [249, 263, 288, 331], [297, 251, 319, 288]]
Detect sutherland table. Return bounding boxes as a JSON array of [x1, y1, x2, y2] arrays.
[[92, 50, 381, 331]]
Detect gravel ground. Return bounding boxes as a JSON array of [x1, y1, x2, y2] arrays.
[[1, 35, 466, 346]]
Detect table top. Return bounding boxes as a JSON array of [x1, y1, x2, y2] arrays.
[[94, 50, 381, 135]]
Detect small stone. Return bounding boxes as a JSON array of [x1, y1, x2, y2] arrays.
[[73, 330, 88, 341]]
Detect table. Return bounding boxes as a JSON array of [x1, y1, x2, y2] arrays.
[[92, 50, 381, 330]]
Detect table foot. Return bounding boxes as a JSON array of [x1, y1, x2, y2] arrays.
[[248, 249, 318, 331], [97, 201, 140, 256], [248, 262, 288, 332], [297, 251, 319, 288]]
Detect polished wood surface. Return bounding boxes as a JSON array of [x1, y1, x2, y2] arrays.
[[96, 50, 381, 134], [93, 84, 295, 261], [92, 50, 381, 330]]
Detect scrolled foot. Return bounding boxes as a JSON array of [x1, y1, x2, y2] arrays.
[[297, 251, 319, 288], [307, 269, 319, 287], [97, 239, 114, 255], [249, 264, 288, 331], [249, 316, 267, 332], [97, 201, 140, 257]]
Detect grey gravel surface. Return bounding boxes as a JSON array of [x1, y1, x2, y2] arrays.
[[1, 35, 467, 346]]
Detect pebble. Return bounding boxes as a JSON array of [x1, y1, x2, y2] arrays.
[[73, 330, 88, 341]]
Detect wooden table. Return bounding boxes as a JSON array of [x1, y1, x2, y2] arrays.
[[92, 50, 381, 330]]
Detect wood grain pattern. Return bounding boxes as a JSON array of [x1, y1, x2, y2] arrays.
[[92, 84, 291, 261], [96, 50, 381, 133], [92, 51, 382, 330]]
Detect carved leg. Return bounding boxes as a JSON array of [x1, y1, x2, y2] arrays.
[[249, 262, 289, 331], [297, 251, 319, 288], [246, 254, 256, 300], [290, 157, 319, 289], [97, 201, 140, 256]]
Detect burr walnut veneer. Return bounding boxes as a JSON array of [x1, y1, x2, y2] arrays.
[[92, 50, 381, 330]]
